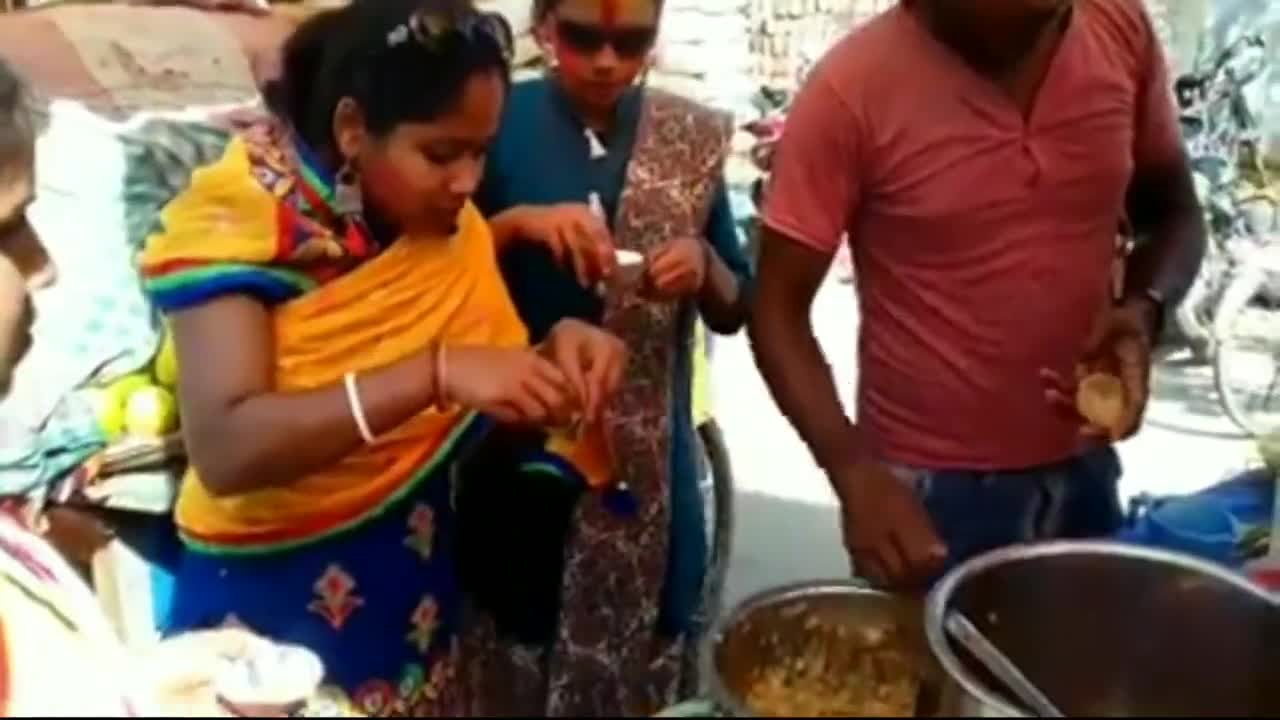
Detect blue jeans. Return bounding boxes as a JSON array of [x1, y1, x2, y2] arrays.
[[893, 446, 1124, 577]]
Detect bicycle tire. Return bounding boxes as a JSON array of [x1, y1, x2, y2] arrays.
[[1174, 253, 1218, 362], [678, 418, 736, 697], [1212, 268, 1279, 437], [698, 419, 734, 629]]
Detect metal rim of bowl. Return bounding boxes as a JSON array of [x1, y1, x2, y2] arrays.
[[923, 540, 1280, 718], [701, 578, 890, 717]]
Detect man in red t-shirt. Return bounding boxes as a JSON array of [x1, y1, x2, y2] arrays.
[[750, 0, 1205, 587]]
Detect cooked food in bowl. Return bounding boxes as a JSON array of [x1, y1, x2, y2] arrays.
[[742, 612, 920, 717], [710, 582, 938, 718]]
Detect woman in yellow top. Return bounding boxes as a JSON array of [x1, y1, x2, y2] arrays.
[[141, 1, 626, 715]]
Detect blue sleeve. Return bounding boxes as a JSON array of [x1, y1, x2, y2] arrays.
[[476, 145, 506, 217], [703, 178, 753, 285], [476, 87, 525, 217]]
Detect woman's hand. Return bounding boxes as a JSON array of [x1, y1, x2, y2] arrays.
[[513, 205, 616, 287], [644, 236, 708, 301], [440, 346, 575, 425], [539, 319, 627, 421]]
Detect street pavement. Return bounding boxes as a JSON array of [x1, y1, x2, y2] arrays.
[[711, 272, 1259, 609]]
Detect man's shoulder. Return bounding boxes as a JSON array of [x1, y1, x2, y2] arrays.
[[1080, 0, 1158, 34], [811, 7, 913, 90], [1076, 0, 1161, 65]]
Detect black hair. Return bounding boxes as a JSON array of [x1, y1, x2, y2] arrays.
[[265, 0, 512, 157], [531, 0, 665, 23]]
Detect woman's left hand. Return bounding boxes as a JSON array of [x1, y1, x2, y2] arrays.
[[644, 236, 708, 301], [540, 319, 627, 421]]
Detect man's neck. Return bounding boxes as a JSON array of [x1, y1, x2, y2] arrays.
[[907, 0, 1071, 78]]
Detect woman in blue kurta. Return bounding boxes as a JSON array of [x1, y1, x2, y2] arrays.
[[458, 0, 752, 715]]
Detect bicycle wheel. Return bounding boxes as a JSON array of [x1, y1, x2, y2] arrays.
[[1174, 247, 1220, 362], [678, 418, 735, 697], [1213, 267, 1280, 437]]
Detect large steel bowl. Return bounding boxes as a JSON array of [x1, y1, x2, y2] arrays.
[[926, 541, 1280, 717], [703, 580, 946, 717]]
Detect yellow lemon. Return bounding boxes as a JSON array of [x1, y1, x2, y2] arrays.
[[154, 329, 179, 387], [85, 388, 126, 440], [124, 385, 180, 438], [88, 374, 151, 440]]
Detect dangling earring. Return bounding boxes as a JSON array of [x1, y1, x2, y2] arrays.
[[334, 160, 362, 217]]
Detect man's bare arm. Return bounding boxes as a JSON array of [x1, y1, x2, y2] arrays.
[[1124, 151, 1206, 330], [1125, 150, 1206, 302], [748, 227, 856, 475]]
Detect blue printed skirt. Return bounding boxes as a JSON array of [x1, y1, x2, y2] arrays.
[[163, 456, 468, 717]]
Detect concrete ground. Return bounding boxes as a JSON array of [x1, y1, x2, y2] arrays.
[[710, 273, 1259, 610]]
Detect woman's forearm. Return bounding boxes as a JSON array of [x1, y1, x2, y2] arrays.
[[698, 245, 747, 333], [170, 294, 445, 497], [488, 206, 530, 253]]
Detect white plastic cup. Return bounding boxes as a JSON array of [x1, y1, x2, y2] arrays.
[[612, 249, 646, 290]]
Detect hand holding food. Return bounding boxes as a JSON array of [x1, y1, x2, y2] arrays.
[[644, 236, 708, 301], [516, 204, 616, 287], [539, 318, 627, 422], [1042, 299, 1154, 441], [611, 249, 646, 291], [1075, 372, 1127, 440], [438, 346, 575, 426]]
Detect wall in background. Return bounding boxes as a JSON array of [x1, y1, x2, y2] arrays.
[[480, 0, 1277, 159]]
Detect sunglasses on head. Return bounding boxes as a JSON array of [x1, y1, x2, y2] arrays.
[[555, 19, 656, 59], [385, 8, 514, 62]]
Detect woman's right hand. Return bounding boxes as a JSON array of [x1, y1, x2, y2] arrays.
[[438, 346, 576, 425], [514, 204, 616, 287]]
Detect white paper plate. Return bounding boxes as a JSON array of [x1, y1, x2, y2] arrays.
[[215, 641, 324, 712]]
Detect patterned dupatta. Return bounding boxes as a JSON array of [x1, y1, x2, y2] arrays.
[[546, 90, 732, 716], [462, 88, 732, 719]]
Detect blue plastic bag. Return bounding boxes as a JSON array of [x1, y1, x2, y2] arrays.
[[1115, 468, 1274, 568]]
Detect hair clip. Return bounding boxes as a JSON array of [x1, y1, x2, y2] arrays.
[[387, 24, 411, 47], [407, 10, 442, 41]]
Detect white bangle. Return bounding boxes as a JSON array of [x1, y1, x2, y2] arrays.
[[343, 371, 376, 444]]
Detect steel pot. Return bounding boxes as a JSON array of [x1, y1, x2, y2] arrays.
[[925, 541, 1280, 717], [702, 579, 950, 717]]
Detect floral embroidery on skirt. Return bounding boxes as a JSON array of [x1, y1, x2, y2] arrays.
[[164, 469, 463, 717]]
